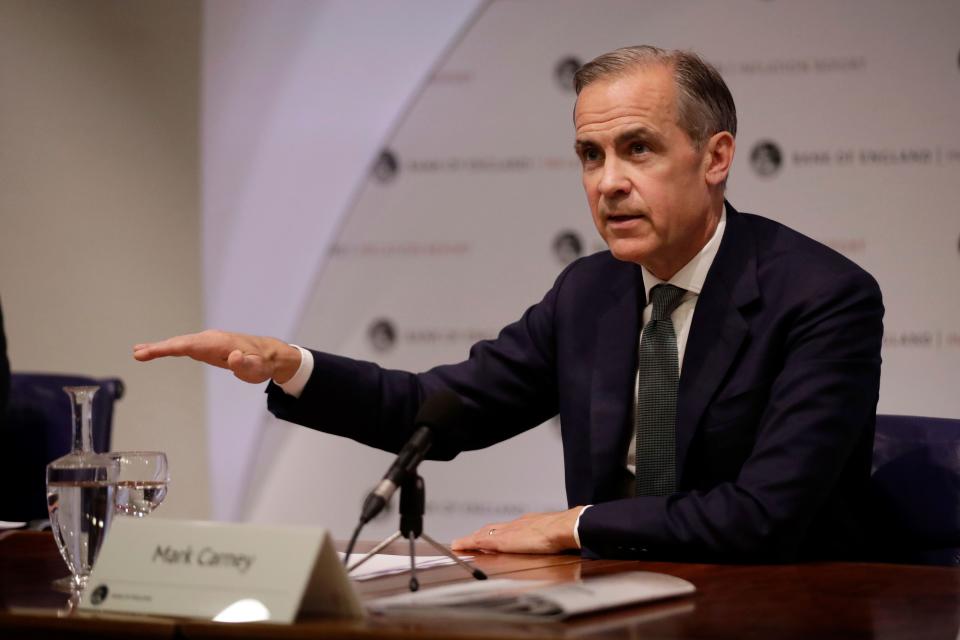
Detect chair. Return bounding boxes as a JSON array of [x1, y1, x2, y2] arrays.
[[869, 414, 960, 565], [0, 372, 124, 522]]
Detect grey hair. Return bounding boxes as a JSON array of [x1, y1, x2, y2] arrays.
[[574, 45, 737, 150]]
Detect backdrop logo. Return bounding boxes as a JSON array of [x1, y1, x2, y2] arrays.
[[372, 149, 399, 183], [553, 230, 583, 265], [406, 155, 577, 173], [750, 140, 783, 177], [554, 56, 582, 92], [330, 241, 470, 257], [882, 330, 938, 349], [720, 55, 866, 75], [368, 318, 397, 352]]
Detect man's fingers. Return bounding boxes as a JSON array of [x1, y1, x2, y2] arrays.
[[451, 533, 496, 552], [450, 536, 471, 551], [132, 346, 154, 361], [133, 331, 239, 368], [451, 521, 510, 551], [132, 339, 186, 361], [133, 333, 205, 360]]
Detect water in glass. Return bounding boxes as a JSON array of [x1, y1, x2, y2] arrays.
[[110, 451, 169, 517], [115, 480, 168, 516], [46, 386, 119, 591], [47, 467, 115, 589]]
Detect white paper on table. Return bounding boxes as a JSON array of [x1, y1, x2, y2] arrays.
[[340, 552, 474, 581], [368, 571, 696, 621], [0, 521, 26, 529]]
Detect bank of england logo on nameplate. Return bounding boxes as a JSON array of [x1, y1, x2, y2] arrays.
[[89, 584, 109, 605]]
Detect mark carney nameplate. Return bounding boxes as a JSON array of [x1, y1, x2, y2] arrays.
[[79, 517, 364, 623]]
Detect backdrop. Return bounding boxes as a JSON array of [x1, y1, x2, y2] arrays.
[[203, 0, 960, 540]]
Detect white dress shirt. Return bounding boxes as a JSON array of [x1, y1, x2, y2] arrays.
[[575, 206, 726, 546]]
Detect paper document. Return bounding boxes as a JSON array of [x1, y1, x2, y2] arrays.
[[368, 571, 695, 621], [340, 552, 474, 581]]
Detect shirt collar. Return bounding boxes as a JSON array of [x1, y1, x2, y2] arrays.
[[640, 204, 726, 300]]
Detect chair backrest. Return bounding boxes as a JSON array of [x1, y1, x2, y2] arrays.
[[1, 372, 124, 521], [870, 414, 960, 565]]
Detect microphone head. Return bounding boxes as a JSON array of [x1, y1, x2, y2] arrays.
[[415, 390, 464, 429]]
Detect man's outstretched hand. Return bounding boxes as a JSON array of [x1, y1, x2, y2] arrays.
[[451, 507, 583, 554], [133, 330, 301, 384]]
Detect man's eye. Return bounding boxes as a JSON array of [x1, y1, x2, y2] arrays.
[[582, 148, 600, 162], [630, 143, 648, 155]]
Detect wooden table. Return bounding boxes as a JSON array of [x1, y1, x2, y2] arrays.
[[2, 530, 958, 639]]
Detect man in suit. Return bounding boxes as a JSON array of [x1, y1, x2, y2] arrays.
[[134, 46, 883, 561]]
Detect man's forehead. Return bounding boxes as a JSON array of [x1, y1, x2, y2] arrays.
[[573, 65, 677, 133]]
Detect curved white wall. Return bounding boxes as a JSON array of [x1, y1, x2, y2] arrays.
[[202, 0, 483, 520]]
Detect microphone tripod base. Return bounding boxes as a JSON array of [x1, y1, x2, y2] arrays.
[[346, 474, 487, 591]]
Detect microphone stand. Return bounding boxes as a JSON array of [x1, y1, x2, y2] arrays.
[[347, 474, 487, 592]]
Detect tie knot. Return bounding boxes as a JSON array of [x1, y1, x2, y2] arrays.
[[649, 284, 686, 321]]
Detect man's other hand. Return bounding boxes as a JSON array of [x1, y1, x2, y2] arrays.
[[133, 330, 301, 384], [450, 507, 582, 554]]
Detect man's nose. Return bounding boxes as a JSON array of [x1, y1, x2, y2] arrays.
[[597, 158, 631, 197]]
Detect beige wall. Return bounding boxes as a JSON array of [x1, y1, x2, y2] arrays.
[[0, 0, 209, 518]]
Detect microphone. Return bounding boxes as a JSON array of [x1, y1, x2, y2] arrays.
[[358, 390, 463, 525]]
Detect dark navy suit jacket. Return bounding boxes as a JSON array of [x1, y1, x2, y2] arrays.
[[268, 204, 884, 562]]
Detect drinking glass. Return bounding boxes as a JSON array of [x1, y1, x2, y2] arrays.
[[46, 386, 120, 593], [110, 451, 169, 517]]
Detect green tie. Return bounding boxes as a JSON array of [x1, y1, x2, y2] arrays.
[[635, 284, 686, 497]]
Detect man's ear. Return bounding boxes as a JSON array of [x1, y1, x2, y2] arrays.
[[703, 131, 735, 187]]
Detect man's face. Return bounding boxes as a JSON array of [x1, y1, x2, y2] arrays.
[[574, 64, 719, 278]]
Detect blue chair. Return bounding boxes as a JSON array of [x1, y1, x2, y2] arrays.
[[0, 372, 123, 521], [869, 414, 960, 565]]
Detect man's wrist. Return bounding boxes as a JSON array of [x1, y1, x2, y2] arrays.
[[271, 343, 303, 385], [572, 505, 592, 549], [276, 346, 313, 398]]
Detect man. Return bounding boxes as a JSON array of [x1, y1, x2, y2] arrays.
[[135, 46, 883, 562]]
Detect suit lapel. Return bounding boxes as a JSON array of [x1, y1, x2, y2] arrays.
[[589, 263, 643, 502], [676, 205, 759, 474]]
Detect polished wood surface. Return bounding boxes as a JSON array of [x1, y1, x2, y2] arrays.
[[2, 530, 958, 639]]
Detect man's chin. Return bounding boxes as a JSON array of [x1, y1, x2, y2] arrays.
[[605, 239, 655, 266]]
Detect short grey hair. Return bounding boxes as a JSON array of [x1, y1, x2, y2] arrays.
[[574, 45, 737, 150]]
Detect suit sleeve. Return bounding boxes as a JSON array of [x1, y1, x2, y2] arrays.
[[578, 266, 884, 561], [266, 264, 573, 459]]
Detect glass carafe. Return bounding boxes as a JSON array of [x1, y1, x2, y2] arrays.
[[46, 386, 119, 592]]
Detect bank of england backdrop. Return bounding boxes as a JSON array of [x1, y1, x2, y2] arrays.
[[202, 0, 960, 537]]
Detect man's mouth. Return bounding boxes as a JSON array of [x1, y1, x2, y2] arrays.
[[606, 212, 646, 224]]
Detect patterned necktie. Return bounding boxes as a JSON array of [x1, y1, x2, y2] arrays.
[[635, 283, 687, 497]]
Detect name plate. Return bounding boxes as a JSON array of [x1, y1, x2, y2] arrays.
[[79, 518, 364, 624]]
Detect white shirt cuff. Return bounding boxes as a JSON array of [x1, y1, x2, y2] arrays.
[[276, 345, 313, 398], [572, 504, 592, 549]]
